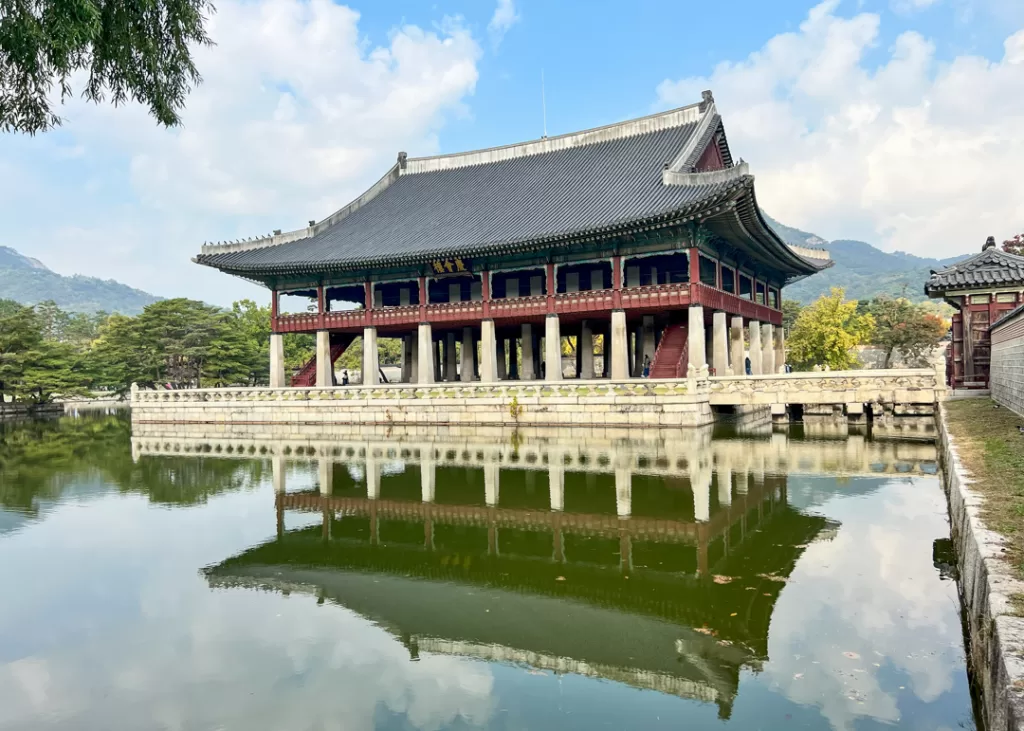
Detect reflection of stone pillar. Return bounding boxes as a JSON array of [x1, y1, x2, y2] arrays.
[[712, 311, 729, 376], [421, 454, 435, 502], [553, 524, 565, 562], [748, 321, 762, 375], [580, 321, 594, 379], [272, 455, 286, 494], [319, 459, 333, 496], [485, 462, 500, 507], [417, 323, 434, 384], [460, 327, 475, 382], [774, 326, 786, 373], [480, 320, 498, 382], [316, 330, 332, 387], [615, 468, 632, 517], [736, 469, 749, 495], [717, 465, 732, 506], [761, 323, 775, 376], [620, 533, 632, 573], [521, 324, 536, 380], [730, 316, 745, 377], [691, 462, 710, 522], [548, 462, 564, 511], [688, 305, 706, 372], [610, 310, 629, 379], [270, 333, 285, 387], [365, 452, 379, 500], [545, 315, 562, 380], [362, 327, 378, 385], [445, 332, 458, 381]]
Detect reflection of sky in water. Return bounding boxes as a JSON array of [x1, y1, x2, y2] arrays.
[[0, 461, 972, 730]]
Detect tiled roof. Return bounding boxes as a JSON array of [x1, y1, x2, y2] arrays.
[[196, 95, 827, 281], [925, 245, 1024, 295]]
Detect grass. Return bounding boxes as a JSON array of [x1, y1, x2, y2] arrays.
[[944, 398, 1024, 607]]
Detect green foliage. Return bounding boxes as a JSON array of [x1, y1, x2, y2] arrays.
[[0, 0, 214, 134], [859, 296, 948, 367], [787, 288, 875, 371], [781, 300, 803, 332]]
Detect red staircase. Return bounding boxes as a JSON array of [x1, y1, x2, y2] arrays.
[[649, 323, 688, 378], [290, 333, 356, 387]]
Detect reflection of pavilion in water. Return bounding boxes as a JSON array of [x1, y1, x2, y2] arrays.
[[202, 436, 853, 719]]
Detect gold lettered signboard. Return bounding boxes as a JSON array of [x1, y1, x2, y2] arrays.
[[430, 258, 471, 275]]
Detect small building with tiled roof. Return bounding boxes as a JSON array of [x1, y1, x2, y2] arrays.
[[197, 91, 832, 387], [925, 237, 1024, 389]]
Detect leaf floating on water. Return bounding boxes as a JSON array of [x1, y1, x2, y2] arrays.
[[793, 673, 804, 679], [730, 612, 738, 617], [717, 639, 733, 647], [763, 592, 772, 596], [555, 576, 566, 582], [843, 651, 861, 660], [694, 626, 717, 636], [757, 573, 788, 583], [712, 575, 733, 584]]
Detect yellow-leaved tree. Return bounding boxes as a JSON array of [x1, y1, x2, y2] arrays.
[[787, 288, 874, 371]]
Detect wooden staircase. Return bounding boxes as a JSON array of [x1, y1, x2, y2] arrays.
[[290, 333, 356, 387], [649, 323, 688, 378]]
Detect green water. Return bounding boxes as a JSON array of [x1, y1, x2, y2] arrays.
[[0, 414, 975, 730]]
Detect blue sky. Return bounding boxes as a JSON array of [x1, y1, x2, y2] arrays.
[[1, 0, 1022, 305]]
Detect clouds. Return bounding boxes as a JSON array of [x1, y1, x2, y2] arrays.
[[0, 0, 482, 303], [656, 0, 1024, 258], [488, 0, 521, 47]]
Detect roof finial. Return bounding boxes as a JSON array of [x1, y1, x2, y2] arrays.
[[983, 235, 996, 251], [700, 90, 714, 112], [398, 151, 408, 170]]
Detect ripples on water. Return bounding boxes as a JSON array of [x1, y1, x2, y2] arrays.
[[0, 413, 975, 730]]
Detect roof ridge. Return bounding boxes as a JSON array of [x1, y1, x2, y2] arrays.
[[402, 97, 709, 175]]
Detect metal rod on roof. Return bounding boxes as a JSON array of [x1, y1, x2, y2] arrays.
[[541, 69, 548, 139]]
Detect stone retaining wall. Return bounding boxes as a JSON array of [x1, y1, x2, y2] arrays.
[[938, 404, 1024, 731]]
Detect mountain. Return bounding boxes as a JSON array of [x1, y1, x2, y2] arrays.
[[762, 214, 966, 304], [0, 246, 160, 315]]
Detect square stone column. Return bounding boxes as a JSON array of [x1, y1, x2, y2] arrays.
[[270, 333, 285, 387], [460, 326, 475, 382], [640, 315, 656, 374], [774, 327, 786, 373], [610, 310, 629, 379], [445, 332, 458, 381], [730, 316, 744, 377], [362, 326, 379, 385], [409, 329, 419, 383], [761, 323, 775, 376], [688, 305, 707, 373], [316, 330, 332, 387], [480, 319, 498, 383], [508, 338, 519, 379], [417, 323, 434, 383], [521, 324, 536, 380], [579, 320, 594, 379], [496, 336, 507, 379], [544, 315, 562, 380], [748, 321, 763, 375], [712, 311, 729, 376], [433, 337, 442, 380], [400, 335, 411, 383]]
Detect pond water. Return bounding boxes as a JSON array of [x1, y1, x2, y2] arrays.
[[0, 414, 975, 730]]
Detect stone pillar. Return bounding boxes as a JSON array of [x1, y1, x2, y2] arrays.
[[496, 335, 507, 380], [580, 320, 594, 379], [774, 326, 786, 373], [400, 335, 411, 383], [549, 462, 564, 511], [460, 327, 475, 382], [615, 468, 632, 517], [521, 324, 536, 380], [761, 323, 775, 376], [484, 462, 500, 507], [409, 330, 419, 383], [319, 459, 333, 496], [544, 315, 562, 381], [445, 332, 458, 381], [270, 333, 285, 387], [417, 323, 434, 384], [315, 330, 332, 387], [362, 327, 379, 385], [433, 336, 442, 381], [480, 320, 498, 383], [640, 315, 656, 374], [365, 452, 380, 500], [610, 310, 629, 379], [748, 321, 763, 375], [272, 455, 286, 494], [688, 305, 706, 373], [509, 338, 519, 379], [421, 454, 435, 502], [712, 311, 729, 376], [730, 317, 745, 377]]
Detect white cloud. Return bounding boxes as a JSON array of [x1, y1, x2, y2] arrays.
[[487, 0, 520, 47], [891, 0, 940, 14], [0, 0, 481, 305], [656, 0, 1024, 259]]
